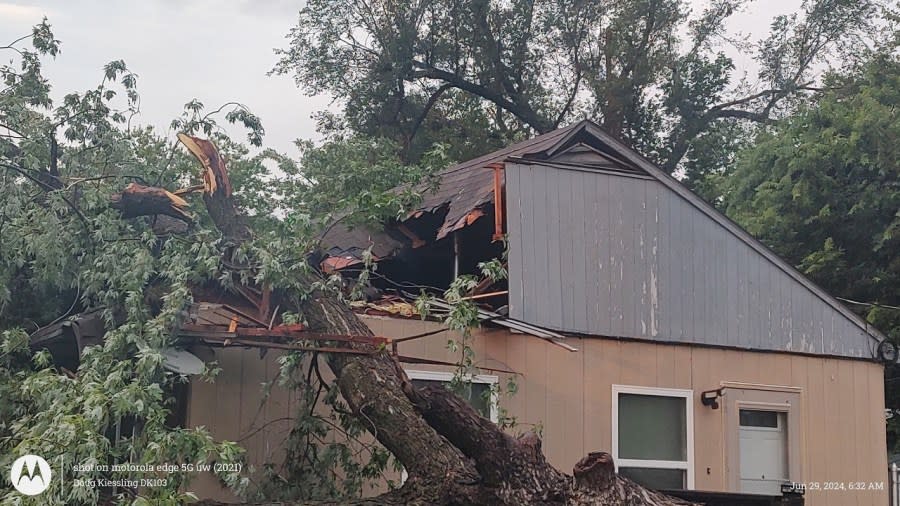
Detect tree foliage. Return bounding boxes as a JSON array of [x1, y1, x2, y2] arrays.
[[280, 135, 447, 227], [0, 21, 520, 505], [275, 0, 895, 189], [0, 21, 327, 504], [721, 51, 900, 447]]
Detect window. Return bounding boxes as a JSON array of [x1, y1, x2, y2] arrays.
[[401, 371, 499, 482], [406, 370, 499, 422], [739, 409, 780, 429], [407, 370, 498, 422], [612, 385, 694, 490]]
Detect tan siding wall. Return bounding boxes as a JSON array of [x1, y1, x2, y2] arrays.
[[187, 315, 887, 505], [187, 347, 297, 502]]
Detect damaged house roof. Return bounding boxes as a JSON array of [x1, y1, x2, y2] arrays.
[[320, 119, 887, 355], [321, 120, 643, 267]]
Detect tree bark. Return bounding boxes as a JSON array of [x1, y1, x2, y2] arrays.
[[178, 133, 252, 245], [110, 182, 192, 223]]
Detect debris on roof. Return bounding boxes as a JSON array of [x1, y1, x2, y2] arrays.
[[350, 292, 577, 352], [182, 302, 389, 354], [29, 308, 106, 350], [413, 124, 579, 240], [350, 296, 419, 318], [417, 296, 577, 352], [319, 219, 406, 272]]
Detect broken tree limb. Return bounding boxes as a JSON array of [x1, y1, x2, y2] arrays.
[[150, 215, 190, 236], [573, 451, 616, 492], [412, 383, 569, 503], [110, 182, 192, 223], [413, 383, 559, 486], [179, 134, 480, 503], [173, 183, 205, 196], [177, 133, 251, 245], [570, 452, 697, 505], [297, 293, 482, 503]]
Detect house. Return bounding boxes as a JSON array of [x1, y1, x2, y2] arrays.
[[184, 120, 889, 505]]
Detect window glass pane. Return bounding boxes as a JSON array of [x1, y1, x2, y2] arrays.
[[412, 379, 491, 419], [464, 382, 491, 418], [739, 409, 779, 428], [619, 467, 685, 490], [618, 393, 686, 461]]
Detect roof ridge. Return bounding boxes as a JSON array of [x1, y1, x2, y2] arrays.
[[435, 122, 581, 176]]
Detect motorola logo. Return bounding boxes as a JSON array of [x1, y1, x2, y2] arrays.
[[9, 455, 52, 496]]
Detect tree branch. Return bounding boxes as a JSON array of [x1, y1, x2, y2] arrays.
[[405, 83, 453, 156], [109, 183, 193, 223], [664, 83, 826, 171], [0, 161, 91, 231], [411, 383, 567, 492], [178, 133, 252, 244], [176, 135, 479, 503], [410, 61, 553, 133]]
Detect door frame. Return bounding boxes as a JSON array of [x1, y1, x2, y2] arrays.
[[721, 382, 803, 493]]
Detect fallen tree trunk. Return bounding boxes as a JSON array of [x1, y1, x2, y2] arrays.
[[174, 135, 695, 505]]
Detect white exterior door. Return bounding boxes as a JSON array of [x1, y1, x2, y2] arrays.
[[739, 409, 788, 495]]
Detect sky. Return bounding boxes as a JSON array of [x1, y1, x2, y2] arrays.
[[1, 0, 802, 158]]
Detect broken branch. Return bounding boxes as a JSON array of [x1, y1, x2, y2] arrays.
[[110, 182, 192, 223], [177, 133, 251, 244]]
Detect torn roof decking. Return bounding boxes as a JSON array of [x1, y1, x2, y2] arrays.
[[353, 293, 577, 352], [322, 220, 404, 260], [410, 119, 646, 240], [409, 124, 582, 238], [320, 123, 590, 262]]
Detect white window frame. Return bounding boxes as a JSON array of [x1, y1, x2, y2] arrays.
[[406, 370, 499, 423], [401, 370, 499, 483], [611, 384, 695, 490]]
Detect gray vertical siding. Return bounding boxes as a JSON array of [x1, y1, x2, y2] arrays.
[[505, 162, 875, 359]]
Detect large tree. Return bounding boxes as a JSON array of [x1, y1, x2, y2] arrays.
[[275, 0, 895, 189], [1, 21, 692, 506]]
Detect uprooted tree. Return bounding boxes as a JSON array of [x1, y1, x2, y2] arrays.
[[0, 21, 696, 506]]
